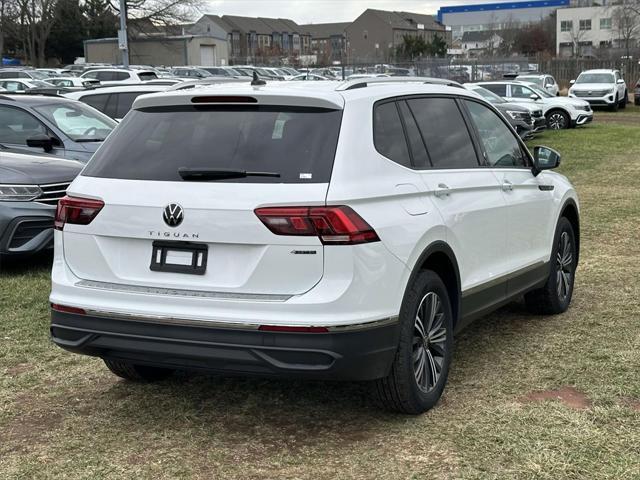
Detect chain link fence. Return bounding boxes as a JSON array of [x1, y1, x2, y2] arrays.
[[310, 56, 639, 89]]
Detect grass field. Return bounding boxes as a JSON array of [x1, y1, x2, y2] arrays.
[[1, 106, 639, 480]]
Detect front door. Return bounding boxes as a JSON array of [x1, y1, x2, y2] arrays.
[[462, 98, 555, 295]]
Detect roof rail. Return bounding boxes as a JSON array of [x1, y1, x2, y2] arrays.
[[335, 76, 463, 91]]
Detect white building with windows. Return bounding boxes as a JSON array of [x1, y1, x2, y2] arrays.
[[556, 6, 619, 56]]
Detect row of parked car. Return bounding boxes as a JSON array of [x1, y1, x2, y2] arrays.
[[1, 66, 634, 270]]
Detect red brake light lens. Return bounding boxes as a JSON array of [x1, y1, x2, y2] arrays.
[[51, 303, 86, 315], [254, 206, 380, 245], [54, 195, 104, 231]]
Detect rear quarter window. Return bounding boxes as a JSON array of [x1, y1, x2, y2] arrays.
[[83, 105, 343, 183]]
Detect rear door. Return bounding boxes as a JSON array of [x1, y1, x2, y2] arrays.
[[63, 102, 343, 296], [398, 96, 510, 300]]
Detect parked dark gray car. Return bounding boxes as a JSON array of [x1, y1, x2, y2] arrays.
[[0, 94, 117, 162], [0, 144, 82, 264], [465, 84, 544, 139]]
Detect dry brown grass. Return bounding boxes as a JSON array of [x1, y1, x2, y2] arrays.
[[1, 108, 639, 479]]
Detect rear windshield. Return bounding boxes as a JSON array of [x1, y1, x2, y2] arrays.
[[82, 105, 343, 183], [138, 72, 158, 81]]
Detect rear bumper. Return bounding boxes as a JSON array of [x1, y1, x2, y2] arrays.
[[50, 310, 400, 381], [0, 202, 55, 256]]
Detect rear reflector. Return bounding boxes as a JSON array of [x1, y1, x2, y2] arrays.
[[254, 205, 380, 245], [51, 303, 86, 315], [54, 195, 104, 231], [258, 325, 329, 333]]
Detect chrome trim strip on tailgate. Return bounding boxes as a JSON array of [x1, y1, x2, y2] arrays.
[[79, 309, 399, 332], [75, 279, 293, 302]]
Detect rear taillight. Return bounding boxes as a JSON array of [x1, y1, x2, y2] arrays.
[[254, 206, 380, 245], [54, 195, 104, 231]]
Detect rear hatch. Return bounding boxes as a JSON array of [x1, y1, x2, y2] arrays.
[[62, 95, 343, 296]]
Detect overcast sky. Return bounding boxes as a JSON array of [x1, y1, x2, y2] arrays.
[[203, 0, 515, 24]]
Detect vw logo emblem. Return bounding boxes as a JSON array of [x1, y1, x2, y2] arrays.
[[163, 203, 183, 227]]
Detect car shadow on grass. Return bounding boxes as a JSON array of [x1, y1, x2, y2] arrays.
[[80, 299, 545, 451]]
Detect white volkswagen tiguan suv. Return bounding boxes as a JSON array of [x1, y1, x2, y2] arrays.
[[50, 78, 580, 414]]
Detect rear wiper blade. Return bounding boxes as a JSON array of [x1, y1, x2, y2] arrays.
[[75, 138, 105, 142], [178, 168, 281, 181]]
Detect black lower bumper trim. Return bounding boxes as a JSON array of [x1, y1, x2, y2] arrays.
[[51, 311, 400, 381]]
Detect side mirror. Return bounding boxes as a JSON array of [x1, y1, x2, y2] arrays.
[[26, 134, 54, 153], [569, 79, 576, 85], [616, 78, 624, 84], [532, 146, 561, 176], [530, 93, 540, 100]]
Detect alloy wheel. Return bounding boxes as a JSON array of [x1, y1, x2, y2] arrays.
[[548, 113, 566, 130], [413, 292, 447, 393], [556, 231, 573, 301]]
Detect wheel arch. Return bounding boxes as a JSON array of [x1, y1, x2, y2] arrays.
[[406, 241, 461, 328], [560, 198, 580, 265]]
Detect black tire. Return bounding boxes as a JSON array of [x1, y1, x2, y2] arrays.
[[374, 270, 454, 414], [619, 91, 627, 109], [525, 217, 577, 315], [610, 95, 619, 111], [103, 359, 174, 382], [546, 109, 570, 130]]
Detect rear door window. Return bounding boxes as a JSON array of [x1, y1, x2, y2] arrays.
[[81, 93, 110, 114], [96, 71, 114, 81], [113, 72, 130, 81], [138, 72, 157, 81], [83, 105, 343, 183], [114, 92, 151, 118], [373, 101, 411, 168], [407, 97, 479, 169], [482, 84, 507, 96]]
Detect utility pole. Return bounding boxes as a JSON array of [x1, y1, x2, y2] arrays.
[[118, 0, 129, 67]]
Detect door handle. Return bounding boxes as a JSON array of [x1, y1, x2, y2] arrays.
[[434, 183, 451, 198], [501, 180, 513, 192]]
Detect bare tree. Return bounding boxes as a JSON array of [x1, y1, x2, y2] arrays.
[[109, 0, 203, 29], [567, 21, 587, 57], [15, 0, 58, 66], [0, 0, 18, 58], [612, 2, 640, 61]]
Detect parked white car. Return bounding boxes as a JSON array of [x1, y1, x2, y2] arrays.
[[568, 69, 628, 111], [0, 78, 55, 92], [50, 78, 580, 414], [80, 68, 158, 85], [516, 74, 560, 96], [64, 85, 170, 121], [0, 68, 51, 80], [476, 81, 593, 130], [48, 77, 101, 89]]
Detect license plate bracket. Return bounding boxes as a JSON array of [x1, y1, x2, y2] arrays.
[[150, 240, 208, 275]]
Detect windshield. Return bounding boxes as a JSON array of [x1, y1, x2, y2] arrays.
[[518, 76, 543, 87], [32, 80, 54, 88], [576, 73, 614, 84], [527, 85, 553, 98], [83, 105, 343, 183], [29, 71, 50, 80], [32, 102, 117, 141], [469, 86, 506, 104]]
